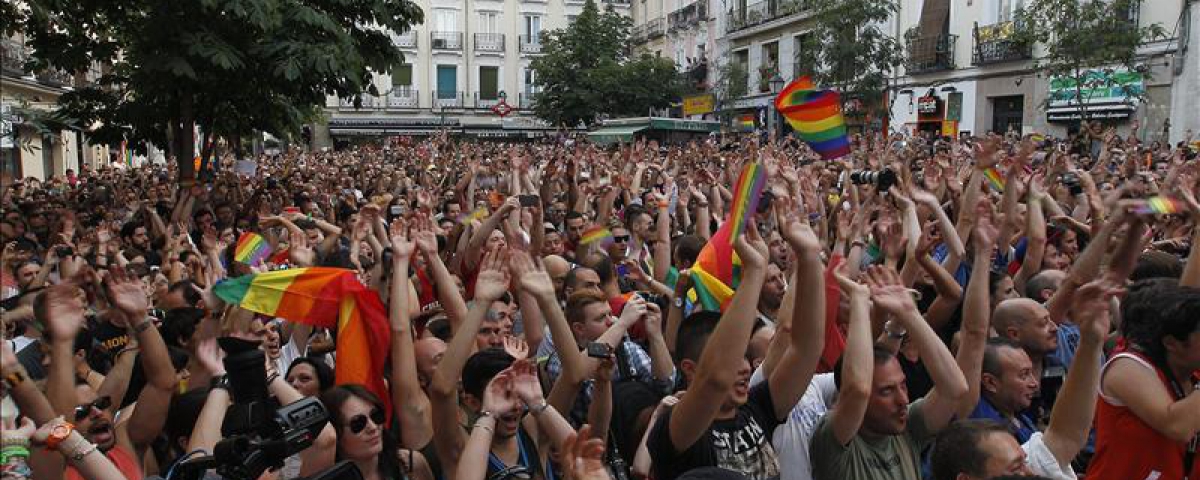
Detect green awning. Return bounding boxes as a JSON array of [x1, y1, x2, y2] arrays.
[[587, 125, 648, 145]]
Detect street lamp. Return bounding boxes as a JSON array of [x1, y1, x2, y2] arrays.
[[768, 72, 786, 140]]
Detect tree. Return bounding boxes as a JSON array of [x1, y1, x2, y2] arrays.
[[531, 0, 683, 127], [11, 0, 422, 182], [801, 0, 904, 105], [1011, 0, 1165, 119]]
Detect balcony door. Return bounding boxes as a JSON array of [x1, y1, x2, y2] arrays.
[[991, 95, 1023, 134], [437, 65, 457, 99]]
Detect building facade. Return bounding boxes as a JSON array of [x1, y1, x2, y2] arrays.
[[2, 34, 109, 180], [316, 0, 631, 145], [627, 0, 717, 119]]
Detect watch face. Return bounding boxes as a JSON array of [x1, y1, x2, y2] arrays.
[[51, 424, 71, 438]]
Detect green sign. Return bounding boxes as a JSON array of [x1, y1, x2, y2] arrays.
[[946, 92, 963, 122], [1049, 69, 1144, 108]]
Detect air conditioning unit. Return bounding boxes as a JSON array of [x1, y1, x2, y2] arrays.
[[433, 38, 447, 48]]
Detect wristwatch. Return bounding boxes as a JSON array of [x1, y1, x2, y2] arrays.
[[209, 374, 230, 391], [44, 421, 75, 451], [673, 297, 685, 309]]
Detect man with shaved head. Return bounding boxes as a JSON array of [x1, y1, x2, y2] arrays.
[[991, 298, 1061, 424], [542, 254, 572, 303]]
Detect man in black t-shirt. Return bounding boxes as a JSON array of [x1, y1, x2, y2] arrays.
[[646, 212, 829, 480]]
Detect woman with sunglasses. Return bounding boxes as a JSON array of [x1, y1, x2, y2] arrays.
[[320, 385, 434, 480]]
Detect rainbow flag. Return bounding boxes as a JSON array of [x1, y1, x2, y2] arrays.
[[234, 232, 273, 266], [580, 226, 614, 246], [983, 167, 1006, 192], [213, 268, 392, 420], [739, 114, 756, 132], [687, 163, 766, 312], [774, 77, 851, 160], [1134, 196, 1184, 215]]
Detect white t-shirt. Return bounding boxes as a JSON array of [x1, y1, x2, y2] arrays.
[[1022, 432, 1077, 480], [749, 367, 838, 480]]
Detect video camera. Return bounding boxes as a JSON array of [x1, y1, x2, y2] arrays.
[[848, 168, 898, 192], [155, 339, 339, 480]]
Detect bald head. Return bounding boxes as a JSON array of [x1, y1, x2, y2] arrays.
[[414, 337, 448, 388], [992, 298, 1058, 356], [1025, 270, 1066, 302], [992, 298, 1043, 333], [544, 254, 571, 300]]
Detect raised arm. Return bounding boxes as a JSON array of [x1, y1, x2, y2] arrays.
[[666, 223, 768, 452], [1045, 210, 1122, 324], [955, 200, 1000, 419], [1013, 178, 1047, 295], [767, 198, 826, 419], [412, 215, 469, 331], [462, 198, 518, 272], [825, 259, 874, 445], [390, 220, 434, 450]]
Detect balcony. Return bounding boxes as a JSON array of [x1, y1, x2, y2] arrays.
[[519, 92, 539, 110], [474, 33, 505, 53], [392, 31, 418, 49], [906, 34, 957, 74], [972, 22, 1030, 65], [431, 31, 463, 50], [37, 68, 74, 87], [519, 35, 542, 53], [630, 24, 646, 43], [432, 90, 465, 109], [726, 0, 813, 33], [645, 18, 666, 39], [475, 92, 502, 109], [387, 89, 420, 109], [2, 37, 29, 76], [669, 1, 708, 32]]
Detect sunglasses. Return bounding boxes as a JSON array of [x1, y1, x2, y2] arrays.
[[613, 235, 631, 243], [74, 396, 112, 421], [347, 408, 386, 434]]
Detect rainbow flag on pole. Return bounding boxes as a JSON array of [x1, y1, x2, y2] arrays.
[[214, 267, 392, 420], [1133, 196, 1184, 215], [688, 163, 767, 312], [983, 167, 1006, 193], [774, 76, 851, 160]]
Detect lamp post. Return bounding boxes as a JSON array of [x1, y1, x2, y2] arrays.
[[768, 72, 786, 141]]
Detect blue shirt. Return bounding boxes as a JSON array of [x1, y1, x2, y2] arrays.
[[970, 396, 1038, 444]]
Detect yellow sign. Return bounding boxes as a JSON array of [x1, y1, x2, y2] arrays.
[[682, 94, 715, 116], [941, 120, 959, 137]]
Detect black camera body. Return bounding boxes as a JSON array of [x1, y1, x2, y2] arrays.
[[849, 168, 898, 191]]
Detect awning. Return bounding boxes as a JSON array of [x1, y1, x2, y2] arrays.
[[587, 125, 648, 144]]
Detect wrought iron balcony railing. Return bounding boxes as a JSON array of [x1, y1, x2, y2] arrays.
[[474, 33, 505, 52], [432, 90, 465, 109], [388, 88, 419, 109], [393, 31, 418, 48], [519, 35, 542, 53], [906, 34, 957, 74], [972, 22, 1031, 65], [431, 31, 463, 50]]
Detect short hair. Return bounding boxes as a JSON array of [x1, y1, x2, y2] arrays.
[[1023, 270, 1062, 301], [565, 266, 595, 291], [982, 337, 1025, 378], [160, 307, 205, 348], [930, 419, 1012, 480], [168, 280, 203, 307], [286, 356, 335, 392], [674, 310, 723, 364], [461, 348, 515, 400], [565, 290, 607, 325], [624, 205, 650, 226], [1131, 251, 1183, 281], [581, 254, 615, 287], [834, 346, 896, 390], [674, 235, 704, 266], [120, 221, 144, 240], [565, 211, 585, 223]]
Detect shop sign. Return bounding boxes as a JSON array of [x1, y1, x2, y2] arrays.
[[1048, 69, 1144, 108], [946, 92, 963, 122], [682, 94, 716, 116], [941, 120, 958, 137], [917, 96, 940, 114]]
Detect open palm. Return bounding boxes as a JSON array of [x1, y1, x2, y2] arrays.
[[107, 266, 150, 316]]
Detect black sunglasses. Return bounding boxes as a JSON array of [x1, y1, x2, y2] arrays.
[[347, 408, 386, 434], [74, 396, 112, 421], [613, 235, 631, 242]]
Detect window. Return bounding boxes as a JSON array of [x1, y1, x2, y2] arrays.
[[435, 9, 458, 31], [479, 66, 499, 100], [524, 15, 542, 42], [524, 68, 539, 93], [793, 33, 817, 76], [567, 15, 578, 24], [393, 64, 413, 91], [437, 65, 457, 98], [479, 11, 499, 33]]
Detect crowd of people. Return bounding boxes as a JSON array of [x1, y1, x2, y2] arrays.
[[1, 121, 1198, 480]]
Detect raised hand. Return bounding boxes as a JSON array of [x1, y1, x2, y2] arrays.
[[644, 302, 664, 339], [511, 250, 555, 298], [560, 425, 608, 480], [475, 247, 512, 302], [617, 295, 648, 327], [973, 198, 1001, 253], [776, 195, 820, 253], [481, 369, 520, 416], [621, 259, 651, 286], [510, 359, 544, 405], [863, 265, 917, 316], [106, 265, 151, 317], [830, 257, 869, 299], [1070, 279, 1123, 341], [389, 218, 416, 261], [195, 335, 226, 376], [503, 336, 529, 361], [288, 228, 315, 267], [732, 219, 769, 270]]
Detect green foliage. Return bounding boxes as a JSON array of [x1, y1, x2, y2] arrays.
[[1011, 0, 1165, 115], [714, 60, 749, 103], [804, 0, 903, 103], [11, 0, 422, 180], [531, 0, 683, 127]]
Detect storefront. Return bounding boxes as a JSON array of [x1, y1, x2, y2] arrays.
[[586, 117, 721, 145], [889, 81, 976, 137], [1045, 69, 1143, 124]]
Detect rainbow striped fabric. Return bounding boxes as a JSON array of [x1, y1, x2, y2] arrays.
[[774, 76, 851, 160], [214, 268, 392, 419], [580, 226, 614, 246], [457, 207, 488, 225], [1134, 196, 1183, 215], [983, 167, 1006, 193], [234, 232, 272, 266], [688, 163, 767, 312], [739, 114, 756, 131]]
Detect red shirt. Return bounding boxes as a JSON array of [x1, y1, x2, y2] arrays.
[[1090, 352, 1200, 480], [67, 444, 142, 480]]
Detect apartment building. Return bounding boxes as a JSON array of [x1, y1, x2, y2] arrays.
[[628, 0, 717, 119], [888, 0, 1197, 141], [317, 0, 631, 145], [1, 34, 109, 180]]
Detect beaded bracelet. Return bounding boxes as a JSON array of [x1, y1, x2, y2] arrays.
[[0, 446, 29, 465]]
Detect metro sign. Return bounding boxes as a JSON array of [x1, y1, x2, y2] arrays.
[[492, 99, 514, 118]]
